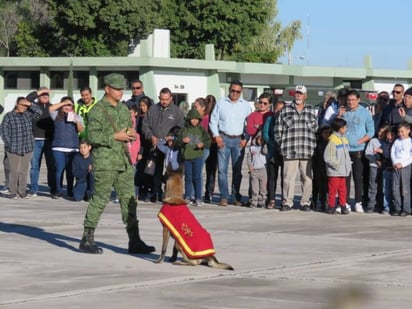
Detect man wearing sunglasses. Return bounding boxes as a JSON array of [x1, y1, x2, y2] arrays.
[[274, 85, 318, 212], [125, 80, 153, 108], [381, 83, 405, 126], [209, 80, 253, 206]]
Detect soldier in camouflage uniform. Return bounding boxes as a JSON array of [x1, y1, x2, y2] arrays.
[[79, 73, 155, 254]]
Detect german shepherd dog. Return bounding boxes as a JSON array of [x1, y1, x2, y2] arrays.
[[154, 168, 233, 270]]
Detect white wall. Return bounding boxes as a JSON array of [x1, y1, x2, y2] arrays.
[[293, 76, 334, 87], [241, 74, 290, 85], [154, 71, 208, 104], [374, 80, 409, 95]]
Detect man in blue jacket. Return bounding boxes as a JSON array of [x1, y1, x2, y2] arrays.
[[340, 89, 374, 213]]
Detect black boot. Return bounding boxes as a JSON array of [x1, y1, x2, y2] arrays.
[[79, 227, 103, 254], [127, 224, 155, 254]]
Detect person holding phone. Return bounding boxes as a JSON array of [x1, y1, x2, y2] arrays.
[[49, 97, 84, 199]]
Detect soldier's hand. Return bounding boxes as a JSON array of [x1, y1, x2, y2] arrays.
[[125, 128, 137, 141], [126, 128, 136, 135], [115, 129, 132, 142]]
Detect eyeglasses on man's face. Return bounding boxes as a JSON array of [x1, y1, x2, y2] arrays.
[[392, 90, 402, 95], [132, 86, 142, 90], [230, 89, 242, 94], [259, 101, 269, 105]]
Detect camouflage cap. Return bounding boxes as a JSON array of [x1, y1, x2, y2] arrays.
[[104, 73, 127, 89]]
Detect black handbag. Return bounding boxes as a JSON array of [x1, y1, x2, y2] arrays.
[[144, 147, 158, 176]]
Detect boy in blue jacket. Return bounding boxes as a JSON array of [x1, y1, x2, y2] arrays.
[[72, 140, 94, 201]]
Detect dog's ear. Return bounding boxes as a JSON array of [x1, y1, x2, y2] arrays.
[[163, 170, 186, 205]]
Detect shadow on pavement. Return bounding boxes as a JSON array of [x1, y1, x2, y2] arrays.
[[0, 222, 158, 258], [0, 222, 80, 251]]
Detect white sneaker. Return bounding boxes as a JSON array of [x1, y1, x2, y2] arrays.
[[355, 202, 364, 213], [335, 206, 341, 214], [345, 203, 352, 213]]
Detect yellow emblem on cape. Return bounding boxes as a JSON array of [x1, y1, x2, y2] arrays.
[[181, 223, 193, 237]]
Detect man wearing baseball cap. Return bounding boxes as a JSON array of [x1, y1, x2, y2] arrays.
[[79, 73, 155, 255], [274, 84, 318, 211]]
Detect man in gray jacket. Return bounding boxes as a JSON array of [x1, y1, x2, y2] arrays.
[[142, 87, 185, 202]]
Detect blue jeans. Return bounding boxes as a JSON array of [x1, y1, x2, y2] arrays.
[[188, 148, 210, 200], [73, 172, 95, 201], [30, 139, 56, 194], [53, 150, 76, 195], [184, 157, 203, 200], [217, 135, 244, 201]]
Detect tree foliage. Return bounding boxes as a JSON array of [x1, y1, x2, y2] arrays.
[[0, 0, 301, 63], [160, 0, 271, 60], [46, 0, 163, 56], [230, 1, 301, 63], [13, 0, 52, 56], [0, 1, 21, 56]]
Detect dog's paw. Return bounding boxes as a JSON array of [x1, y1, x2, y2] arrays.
[[168, 256, 177, 263], [153, 258, 164, 264]]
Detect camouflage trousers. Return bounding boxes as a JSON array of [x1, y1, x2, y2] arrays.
[[83, 167, 138, 230]]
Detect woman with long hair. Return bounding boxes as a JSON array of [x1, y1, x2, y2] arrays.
[[49, 96, 84, 199], [135, 96, 153, 200], [203, 94, 218, 203]]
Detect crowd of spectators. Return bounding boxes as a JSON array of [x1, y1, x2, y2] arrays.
[[2, 80, 412, 218]]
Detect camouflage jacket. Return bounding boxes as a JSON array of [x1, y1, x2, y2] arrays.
[[87, 96, 132, 171]]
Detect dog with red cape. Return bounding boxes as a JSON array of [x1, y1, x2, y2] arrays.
[[154, 168, 233, 270]]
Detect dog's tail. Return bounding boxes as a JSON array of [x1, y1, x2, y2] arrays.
[[208, 256, 234, 271]]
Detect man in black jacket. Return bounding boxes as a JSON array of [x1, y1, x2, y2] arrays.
[[124, 80, 153, 108], [26, 87, 57, 197], [142, 87, 185, 202]]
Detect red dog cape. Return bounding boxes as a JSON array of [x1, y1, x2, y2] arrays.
[[158, 203, 216, 259]]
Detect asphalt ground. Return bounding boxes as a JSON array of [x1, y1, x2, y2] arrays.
[[1, 146, 412, 309]]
